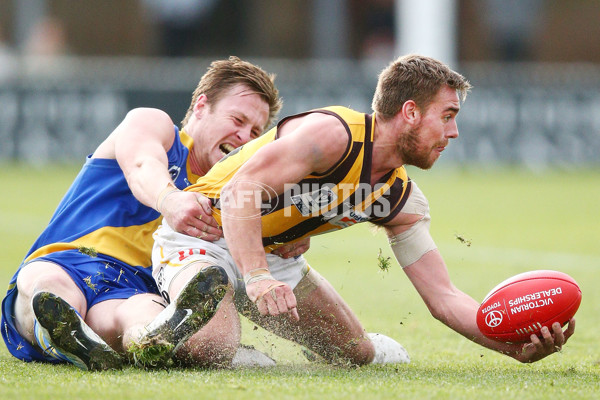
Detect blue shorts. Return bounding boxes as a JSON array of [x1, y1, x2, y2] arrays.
[[1, 250, 158, 363]]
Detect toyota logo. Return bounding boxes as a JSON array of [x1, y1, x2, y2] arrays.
[[485, 310, 503, 328]]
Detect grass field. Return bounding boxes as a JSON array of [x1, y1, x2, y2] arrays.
[[1, 163, 599, 399]]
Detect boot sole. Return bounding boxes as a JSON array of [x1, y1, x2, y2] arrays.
[[129, 265, 228, 368], [32, 292, 123, 371]]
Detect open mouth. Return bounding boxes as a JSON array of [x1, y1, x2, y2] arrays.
[[219, 143, 235, 155]]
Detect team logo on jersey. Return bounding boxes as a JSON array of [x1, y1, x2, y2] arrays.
[[290, 186, 337, 216], [168, 165, 181, 181], [326, 206, 371, 228]]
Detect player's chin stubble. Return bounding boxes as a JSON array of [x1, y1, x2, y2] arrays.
[[397, 127, 436, 170]]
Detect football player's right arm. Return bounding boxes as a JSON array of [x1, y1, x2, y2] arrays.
[[220, 113, 349, 320], [103, 108, 220, 239]]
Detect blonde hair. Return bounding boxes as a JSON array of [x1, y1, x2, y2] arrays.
[[182, 56, 282, 128], [372, 54, 472, 120]]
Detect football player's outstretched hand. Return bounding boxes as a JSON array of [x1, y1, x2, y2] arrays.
[[515, 318, 575, 363]]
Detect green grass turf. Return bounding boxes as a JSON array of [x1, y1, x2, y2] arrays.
[[1, 163, 599, 399]]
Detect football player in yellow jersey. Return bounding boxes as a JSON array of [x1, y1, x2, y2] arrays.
[[3, 57, 299, 370], [153, 54, 575, 365]]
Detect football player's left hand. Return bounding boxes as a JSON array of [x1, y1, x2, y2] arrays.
[[162, 192, 223, 241], [514, 318, 575, 363], [272, 238, 311, 258], [246, 278, 299, 322]]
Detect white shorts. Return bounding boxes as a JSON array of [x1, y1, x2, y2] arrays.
[[151, 222, 308, 301]]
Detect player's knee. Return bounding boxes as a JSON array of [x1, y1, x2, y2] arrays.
[[17, 262, 73, 296], [320, 335, 375, 366], [345, 335, 375, 366], [16, 262, 86, 313], [14, 262, 84, 341]]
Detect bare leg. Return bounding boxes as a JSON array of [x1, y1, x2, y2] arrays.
[[14, 261, 87, 343], [87, 289, 241, 367], [15, 261, 122, 370], [86, 293, 166, 352], [122, 263, 236, 368], [168, 262, 241, 367], [175, 290, 241, 368], [239, 268, 375, 366]]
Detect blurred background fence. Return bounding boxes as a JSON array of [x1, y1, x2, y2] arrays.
[[1, 0, 599, 167]]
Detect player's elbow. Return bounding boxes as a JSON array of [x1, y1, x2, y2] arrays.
[[220, 180, 242, 213], [221, 179, 264, 215], [424, 292, 460, 324], [427, 301, 450, 323]]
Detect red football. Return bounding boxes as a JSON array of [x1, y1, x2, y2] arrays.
[[476, 270, 581, 343]]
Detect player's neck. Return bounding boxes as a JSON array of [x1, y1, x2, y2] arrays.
[[188, 149, 207, 176], [371, 116, 404, 182]]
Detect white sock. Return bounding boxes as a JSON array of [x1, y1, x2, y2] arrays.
[[369, 333, 410, 364]]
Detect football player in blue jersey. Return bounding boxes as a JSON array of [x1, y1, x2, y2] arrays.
[[2, 57, 290, 370]]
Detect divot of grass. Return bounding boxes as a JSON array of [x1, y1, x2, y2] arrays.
[[77, 245, 98, 257], [377, 248, 391, 272], [127, 339, 175, 369]]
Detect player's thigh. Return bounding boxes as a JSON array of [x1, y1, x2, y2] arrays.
[[14, 261, 86, 341], [241, 268, 374, 364], [296, 269, 370, 342]]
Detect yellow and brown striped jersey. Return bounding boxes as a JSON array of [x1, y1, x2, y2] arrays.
[[185, 106, 412, 251]]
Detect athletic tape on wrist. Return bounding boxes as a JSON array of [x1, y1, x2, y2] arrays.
[[156, 184, 180, 214], [244, 268, 274, 286]]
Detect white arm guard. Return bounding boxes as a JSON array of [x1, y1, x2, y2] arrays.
[[388, 183, 437, 268]]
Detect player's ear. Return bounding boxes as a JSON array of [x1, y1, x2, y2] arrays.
[[400, 100, 421, 125], [193, 94, 209, 118]]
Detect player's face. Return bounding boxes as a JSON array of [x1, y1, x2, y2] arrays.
[[398, 85, 460, 169], [192, 84, 269, 173]]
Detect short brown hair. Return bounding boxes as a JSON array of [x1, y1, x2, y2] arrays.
[[181, 56, 282, 128], [372, 54, 472, 120]]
